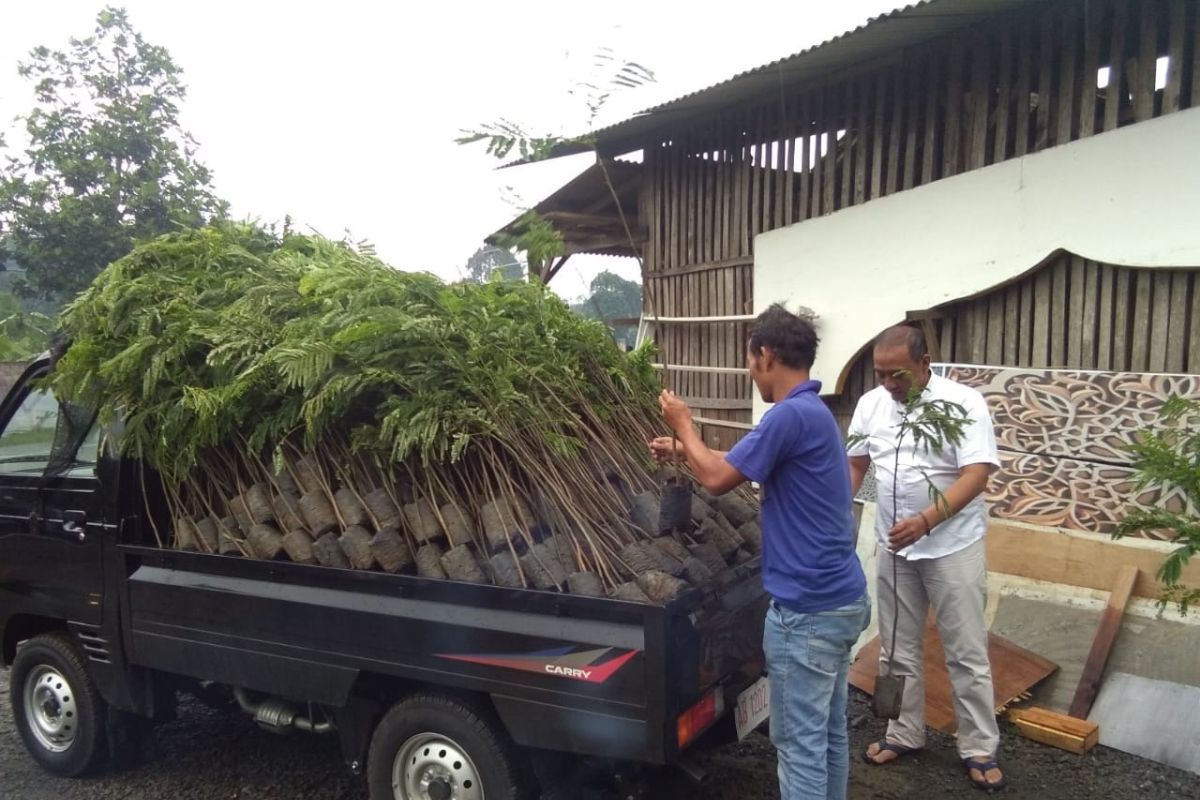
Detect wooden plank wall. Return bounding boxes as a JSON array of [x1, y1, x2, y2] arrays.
[[827, 255, 1200, 429], [642, 145, 756, 451], [640, 0, 1199, 445]]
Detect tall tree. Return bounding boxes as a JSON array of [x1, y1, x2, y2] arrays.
[[0, 6, 227, 302], [463, 245, 522, 283], [571, 269, 642, 346], [576, 270, 641, 321]]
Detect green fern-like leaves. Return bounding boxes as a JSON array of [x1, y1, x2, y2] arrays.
[[1115, 396, 1200, 614], [47, 223, 662, 494]]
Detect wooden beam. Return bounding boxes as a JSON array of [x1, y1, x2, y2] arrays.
[[652, 363, 744, 375], [922, 318, 943, 362], [1008, 707, 1099, 754], [1134, 0, 1158, 123], [540, 210, 628, 228], [1034, 11, 1054, 150], [645, 314, 756, 323], [968, 29, 991, 169], [1055, 5, 1079, 146], [994, 25, 1014, 162], [561, 231, 647, 256], [984, 521, 1200, 601], [1014, 18, 1033, 156], [650, 255, 754, 279], [1068, 564, 1138, 720], [1104, 0, 1129, 133], [1162, 0, 1186, 115], [679, 396, 753, 411], [543, 254, 571, 283], [1078, 2, 1100, 139], [694, 415, 753, 431]]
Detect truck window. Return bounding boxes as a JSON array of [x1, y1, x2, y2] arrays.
[[0, 388, 100, 478], [0, 388, 60, 475]]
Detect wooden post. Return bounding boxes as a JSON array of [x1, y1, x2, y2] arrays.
[[906, 309, 944, 362], [1068, 564, 1138, 720], [1104, 0, 1129, 133]]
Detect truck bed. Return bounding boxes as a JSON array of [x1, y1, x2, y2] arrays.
[[119, 544, 767, 763]]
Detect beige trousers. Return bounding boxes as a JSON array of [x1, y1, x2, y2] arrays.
[[875, 538, 1000, 758]]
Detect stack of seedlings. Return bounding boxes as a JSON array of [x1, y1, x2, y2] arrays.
[[48, 225, 760, 604]]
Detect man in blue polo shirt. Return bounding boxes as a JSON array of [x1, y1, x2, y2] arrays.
[[652, 304, 869, 800]]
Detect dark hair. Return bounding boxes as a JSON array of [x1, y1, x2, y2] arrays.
[[748, 304, 819, 369], [874, 325, 927, 361]]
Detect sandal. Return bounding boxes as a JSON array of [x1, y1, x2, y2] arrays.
[[862, 739, 922, 765], [963, 757, 1009, 791]]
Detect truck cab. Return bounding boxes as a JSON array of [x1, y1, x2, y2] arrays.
[[0, 357, 769, 799]]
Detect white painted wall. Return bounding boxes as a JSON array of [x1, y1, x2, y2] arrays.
[[754, 106, 1200, 406]]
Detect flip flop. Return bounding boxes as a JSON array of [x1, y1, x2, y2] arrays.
[[861, 739, 922, 765], [963, 757, 1009, 791]]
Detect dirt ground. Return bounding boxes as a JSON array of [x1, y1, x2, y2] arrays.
[[3, 667, 1198, 800]]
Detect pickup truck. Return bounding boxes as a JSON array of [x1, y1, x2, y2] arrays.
[[0, 356, 769, 800]]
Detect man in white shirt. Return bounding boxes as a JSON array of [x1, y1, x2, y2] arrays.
[[847, 325, 1007, 792]]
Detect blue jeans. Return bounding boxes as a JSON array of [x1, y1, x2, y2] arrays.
[[764, 592, 872, 800]]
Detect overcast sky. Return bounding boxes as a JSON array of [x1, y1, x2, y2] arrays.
[[1, 0, 902, 302]]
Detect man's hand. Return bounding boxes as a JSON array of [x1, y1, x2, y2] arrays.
[[887, 513, 930, 551], [649, 436, 685, 464], [659, 390, 693, 435]]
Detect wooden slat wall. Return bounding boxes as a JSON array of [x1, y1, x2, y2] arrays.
[[640, 0, 1197, 445], [945, 258, 1200, 374], [643, 139, 754, 451], [827, 256, 1200, 430]]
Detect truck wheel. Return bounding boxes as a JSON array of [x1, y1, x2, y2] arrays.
[[366, 693, 530, 800], [10, 632, 108, 777]]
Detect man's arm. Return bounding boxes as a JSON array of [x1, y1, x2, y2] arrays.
[[657, 392, 747, 496], [649, 436, 727, 463], [671, 424, 746, 495], [887, 463, 994, 550], [848, 454, 871, 497]]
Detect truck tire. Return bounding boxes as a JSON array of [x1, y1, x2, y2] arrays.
[[9, 632, 108, 777], [366, 692, 530, 800]]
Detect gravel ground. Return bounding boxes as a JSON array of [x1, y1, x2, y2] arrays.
[[0, 669, 366, 800], [663, 690, 1200, 800], [4, 667, 1199, 800]]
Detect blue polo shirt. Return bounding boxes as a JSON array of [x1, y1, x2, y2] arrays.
[[725, 380, 866, 613]]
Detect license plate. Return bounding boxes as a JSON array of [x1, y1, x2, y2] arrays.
[[734, 676, 770, 740]]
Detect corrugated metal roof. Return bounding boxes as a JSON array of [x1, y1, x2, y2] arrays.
[[543, 0, 1050, 159]]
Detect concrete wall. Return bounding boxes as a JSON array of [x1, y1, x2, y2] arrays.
[[754, 106, 1200, 411]]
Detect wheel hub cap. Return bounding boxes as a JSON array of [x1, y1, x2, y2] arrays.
[[393, 732, 483, 800], [24, 665, 78, 753]]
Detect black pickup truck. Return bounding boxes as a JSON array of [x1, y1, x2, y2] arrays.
[[0, 357, 769, 800]]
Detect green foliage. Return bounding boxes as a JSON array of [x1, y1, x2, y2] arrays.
[[462, 245, 522, 284], [48, 223, 673, 587], [0, 6, 227, 302], [1114, 395, 1200, 614], [455, 49, 655, 165], [49, 224, 661, 490], [571, 270, 641, 345], [0, 291, 51, 361], [454, 120, 563, 162], [492, 212, 565, 278]]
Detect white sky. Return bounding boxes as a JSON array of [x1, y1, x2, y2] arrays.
[[0, 0, 902, 303]]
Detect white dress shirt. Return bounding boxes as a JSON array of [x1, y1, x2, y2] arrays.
[[847, 374, 999, 560]]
